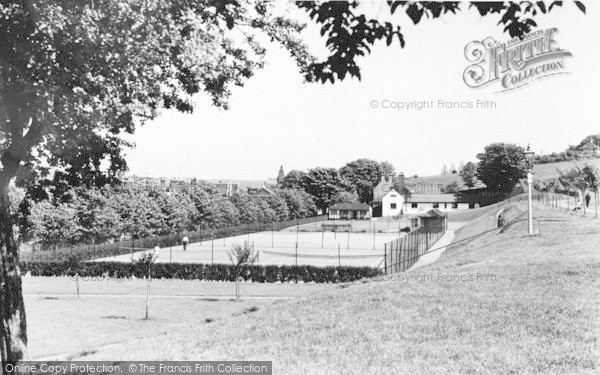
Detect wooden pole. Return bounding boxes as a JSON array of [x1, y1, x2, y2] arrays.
[[145, 272, 151, 320], [211, 235, 214, 264], [338, 243, 341, 268], [76, 273, 80, 299], [347, 228, 350, 250], [321, 228, 324, 249], [295, 242, 298, 266], [384, 244, 387, 274]]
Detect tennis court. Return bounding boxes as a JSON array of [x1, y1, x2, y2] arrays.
[[95, 230, 404, 268]]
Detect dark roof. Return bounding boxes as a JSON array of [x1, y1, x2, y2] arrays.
[[406, 194, 457, 203], [417, 209, 447, 218], [329, 202, 371, 211]]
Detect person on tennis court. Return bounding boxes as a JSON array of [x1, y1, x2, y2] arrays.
[[182, 235, 189, 251]]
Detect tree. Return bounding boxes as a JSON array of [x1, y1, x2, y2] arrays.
[[332, 191, 360, 204], [265, 196, 290, 222], [281, 170, 307, 190], [558, 165, 590, 216], [582, 163, 600, 218], [0, 1, 315, 360], [339, 159, 395, 203], [303, 168, 354, 211], [476, 143, 527, 193], [296, 1, 585, 83], [228, 241, 259, 299], [277, 189, 317, 219], [460, 162, 478, 189], [441, 165, 449, 175]]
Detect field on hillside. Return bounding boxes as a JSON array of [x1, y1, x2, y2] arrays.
[[404, 158, 600, 190], [533, 158, 600, 179], [95, 230, 402, 268], [69, 201, 599, 374]]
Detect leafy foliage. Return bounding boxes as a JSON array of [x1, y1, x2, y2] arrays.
[[476, 143, 527, 193], [294, 1, 585, 83], [459, 162, 478, 189], [228, 241, 260, 267], [339, 159, 395, 203], [20, 260, 382, 283]]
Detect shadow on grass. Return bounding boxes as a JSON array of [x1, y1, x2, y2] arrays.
[[102, 315, 127, 320]]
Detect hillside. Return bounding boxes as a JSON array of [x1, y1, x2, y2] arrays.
[[533, 158, 600, 180], [405, 158, 600, 192], [79, 202, 600, 374]]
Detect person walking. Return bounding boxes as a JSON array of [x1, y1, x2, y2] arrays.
[[182, 235, 189, 251], [585, 193, 591, 208]]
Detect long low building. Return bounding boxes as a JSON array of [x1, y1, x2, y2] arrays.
[[328, 202, 372, 220], [404, 194, 477, 214]]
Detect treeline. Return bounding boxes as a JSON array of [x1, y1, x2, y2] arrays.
[[533, 151, 594, 165], [19, 183, 318, 249], [282, 159, 396, 208], [534, 134, 600, 164]]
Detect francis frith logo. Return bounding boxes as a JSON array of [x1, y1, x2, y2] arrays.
[[463, 28, 572, 92]]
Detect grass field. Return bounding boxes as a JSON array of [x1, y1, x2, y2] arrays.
[[58, 201, 599, 374], [95, 230, 402, 268], [533, 158, 600, 179], [23, 277, 334, 360]]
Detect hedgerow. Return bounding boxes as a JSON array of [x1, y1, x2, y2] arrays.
[[20, 261, 381, 283]]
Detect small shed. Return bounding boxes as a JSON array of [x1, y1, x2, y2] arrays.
[[417, 208, 448, 232]]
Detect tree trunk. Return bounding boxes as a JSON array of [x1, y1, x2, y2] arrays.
[[0, 179, 28, 366]]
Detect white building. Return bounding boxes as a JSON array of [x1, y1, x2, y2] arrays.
[[381, 189, 404, 217], [403, 194, 472, 214]]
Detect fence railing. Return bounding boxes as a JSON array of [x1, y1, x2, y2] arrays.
[[21, 215, 328, 262], [383, 220, 446, 274]]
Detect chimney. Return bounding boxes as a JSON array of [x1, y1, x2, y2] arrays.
[[396, 172, 405, 193]]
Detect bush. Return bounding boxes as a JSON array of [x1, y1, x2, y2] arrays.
[[20, 261, 381, 283]]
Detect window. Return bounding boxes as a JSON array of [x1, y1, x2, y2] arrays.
[[390, 194, 397, 198], [433, 203, 439, 208], [452, 203, 458, 209], [411, 203, 418, 209], [390, 203, 397, 209], [469, 202, 475, 209]]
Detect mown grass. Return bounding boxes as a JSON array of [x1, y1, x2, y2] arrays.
[[23, 278, 334, 359], [60, 201, 600, 374]]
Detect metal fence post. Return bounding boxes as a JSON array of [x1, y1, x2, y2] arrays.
[[384, 244, 387, 274]]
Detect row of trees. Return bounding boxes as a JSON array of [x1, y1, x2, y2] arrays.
[[535, 163, 600, 217], [19, 184, 318, 249], [281, 159, 396, 209]]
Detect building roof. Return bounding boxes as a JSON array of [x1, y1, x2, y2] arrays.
[[248, 186, 275, 196], [580, 141, 599, 151], [329, 202, 371, 211], [406, 194, 458, 203], [417, 209, 448, 218]]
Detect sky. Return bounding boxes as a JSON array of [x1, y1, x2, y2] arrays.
[[124, 2, 600, 180]]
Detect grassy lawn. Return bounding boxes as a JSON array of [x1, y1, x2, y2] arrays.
[[26, 202, 600, 374], [23, 278, 335, 360]]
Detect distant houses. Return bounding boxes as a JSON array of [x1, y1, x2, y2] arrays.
[[215, 181, 241, 197], [579, 140, 600, 156], [329, 171, 487, 220], [247, 185, 276, 197]]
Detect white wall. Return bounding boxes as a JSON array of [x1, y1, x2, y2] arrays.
[[382, 190, 404, 217]]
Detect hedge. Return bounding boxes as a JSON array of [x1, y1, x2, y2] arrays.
[[20, 261, 382, 283]]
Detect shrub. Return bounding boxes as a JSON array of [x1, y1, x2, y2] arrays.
[[20, 261, 381, 283]]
